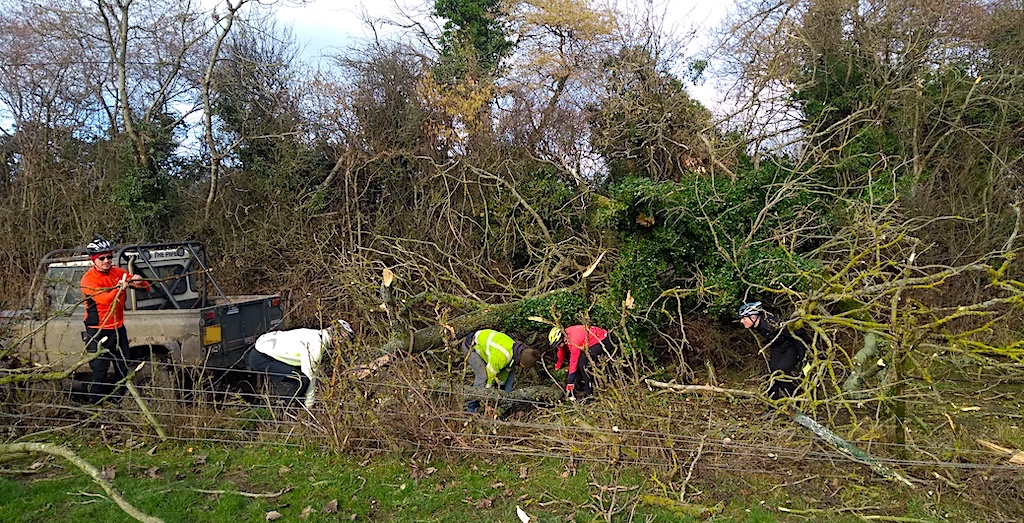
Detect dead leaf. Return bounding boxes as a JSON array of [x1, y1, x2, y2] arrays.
[[475, 498, 493, 509], [277, 465, 291, 477], [581, 252, 605, 278], [636, 213, 656, 227], [623, 290, 635, 310], [324, 499, 339, 513], [28, 462, 45, 471], [382, 268, 395, 287], [299, 505, 315, 520], [146, 466, 161, 479], [516, 505, 531, 523], [265, 510, 282, 521], [489, 481, 505, 489], [519, 466, 528, 479], [101, 465, 116, 480]]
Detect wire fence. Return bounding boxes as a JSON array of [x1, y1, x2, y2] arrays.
[[4, 355, 1023, 487]]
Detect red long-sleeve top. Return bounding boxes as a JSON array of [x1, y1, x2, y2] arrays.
[[80, 266, 151, 329], [554, 325, 608, 384]]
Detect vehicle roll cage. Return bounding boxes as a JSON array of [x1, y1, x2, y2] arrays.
[[35, 241, 229, 310]]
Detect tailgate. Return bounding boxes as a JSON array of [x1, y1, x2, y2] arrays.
[[200, 296, 284, 369]]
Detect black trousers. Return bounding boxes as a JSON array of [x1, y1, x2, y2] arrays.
[[571, 340, 612, 398], [84, 325, 132, 403], [766, 371, 801, 399], [246, 349, 309, 405]]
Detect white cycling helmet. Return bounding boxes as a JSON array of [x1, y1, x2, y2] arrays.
[[737, 301, 764, 319], [335, 319, 354, 336]]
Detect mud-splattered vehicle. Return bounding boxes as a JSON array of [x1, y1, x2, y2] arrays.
[[1, 242, 284, 391]]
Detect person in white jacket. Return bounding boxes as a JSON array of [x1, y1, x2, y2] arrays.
[[247, 319, 354, 407]]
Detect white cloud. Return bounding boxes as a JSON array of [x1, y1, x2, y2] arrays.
[[276, 0, 732, 106]]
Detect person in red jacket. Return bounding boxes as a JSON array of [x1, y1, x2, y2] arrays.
[[548, 325, 612, 399], [79, 236, 151, 402]]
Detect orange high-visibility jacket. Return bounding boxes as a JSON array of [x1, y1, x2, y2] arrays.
[[80, 267, 151, 329]]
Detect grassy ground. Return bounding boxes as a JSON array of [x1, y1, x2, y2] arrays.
[[2, 361, 1022, 522], [0, 432, 994, 523]]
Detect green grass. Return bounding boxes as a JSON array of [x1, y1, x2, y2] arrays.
[[1, 441, 705, 523], [0, 437, 985, 523]]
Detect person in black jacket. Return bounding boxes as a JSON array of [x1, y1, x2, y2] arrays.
[[738, 302, 807, 399]]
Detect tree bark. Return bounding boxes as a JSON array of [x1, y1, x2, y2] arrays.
[[792, 411, 915, 487], [0, 442, 165, 523], [378, 288, 571, 355], [433, 381, 564, 410]]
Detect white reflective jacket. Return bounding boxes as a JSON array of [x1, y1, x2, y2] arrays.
[[253, 328, 331, 406]]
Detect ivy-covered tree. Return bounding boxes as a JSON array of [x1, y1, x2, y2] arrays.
[[433, 0, 514, 82]]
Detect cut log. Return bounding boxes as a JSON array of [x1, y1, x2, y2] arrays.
[[349, 355, 393, 380]]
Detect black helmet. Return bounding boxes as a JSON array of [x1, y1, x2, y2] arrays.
[[86, 236, 114, 255]]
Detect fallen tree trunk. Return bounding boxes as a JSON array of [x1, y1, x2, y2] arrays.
[[377, 288, 573, 355], [378, 301, 522, 355], [433, 381, 564, 411]]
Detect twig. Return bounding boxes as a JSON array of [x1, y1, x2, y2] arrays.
[[644, 379, 758, 398], [857, 516, 930, 522], [679, 436, 704, 501], [188, 487, 290, 498]]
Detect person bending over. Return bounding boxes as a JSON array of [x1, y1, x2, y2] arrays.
[[548, 325, 612, 399], [247, 319, 354, 407], [461, 329, 541, 413], [737, 302, 807, 400]]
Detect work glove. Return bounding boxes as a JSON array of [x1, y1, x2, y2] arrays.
[[565, 383, 574, 393]]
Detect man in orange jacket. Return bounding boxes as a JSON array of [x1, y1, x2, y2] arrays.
[[79, 236, 150, 402]]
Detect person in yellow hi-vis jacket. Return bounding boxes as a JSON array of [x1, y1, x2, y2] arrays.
[[461, 329, 541, 413]]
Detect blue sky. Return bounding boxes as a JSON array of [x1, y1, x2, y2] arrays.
[[274, 0, 731, 108]]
